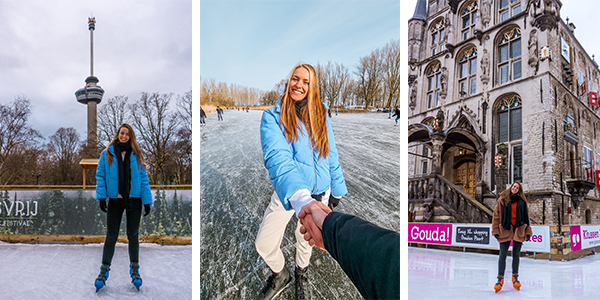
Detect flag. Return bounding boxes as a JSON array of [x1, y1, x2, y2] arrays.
[[587, 168, 593, 181], [590, 91, 598, 106], [596, 170, 600, 188]]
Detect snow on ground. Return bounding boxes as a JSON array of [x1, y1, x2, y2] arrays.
[[200, 109, 400, 299], [408, 246, 600, 299], [0, 241, 191, 300]]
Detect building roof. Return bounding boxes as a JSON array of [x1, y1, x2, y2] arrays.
[[410, 0, 427, 21]]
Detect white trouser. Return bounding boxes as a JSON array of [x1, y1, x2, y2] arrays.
[[255, 190, 329, 271]]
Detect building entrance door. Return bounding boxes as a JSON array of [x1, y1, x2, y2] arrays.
[[456, 162, 476, 198]]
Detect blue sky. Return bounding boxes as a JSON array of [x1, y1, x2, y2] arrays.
[[200, 0, 400, 92]]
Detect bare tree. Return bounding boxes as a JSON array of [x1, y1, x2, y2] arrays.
[[322, 62, 350, 108], [97, 95, 129, 146], [130, 92, 180, 185], [0, 96, 43, 184], [47, 127, 82, 184], [382, 40, 401, 108], [340, 78, 356, 107], [177, 90, 192, 135], [355, 48, 384, 109]]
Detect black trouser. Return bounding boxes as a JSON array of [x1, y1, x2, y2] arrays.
[[498, 240, 523, 276], [102, 197, 142, 266]]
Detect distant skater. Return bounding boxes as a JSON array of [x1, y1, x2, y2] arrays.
[[491, 181, 532, 293], [94, 123, 153, 292], [200, 106, 206, 126], [217, 106, 224, 121], [392, 106, 400, 126], [255, 63, 347, 300], [388, 107, 392, 119]]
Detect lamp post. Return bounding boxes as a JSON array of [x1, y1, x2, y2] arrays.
[[31, 170, 41, 185]]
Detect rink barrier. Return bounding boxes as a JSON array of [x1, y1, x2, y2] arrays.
[[0, 234, 191, 244], [0, 188, 192, 238], [409, 222, 600, 261]]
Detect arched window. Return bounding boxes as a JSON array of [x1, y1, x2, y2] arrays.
[[497, 27, 522, 85], [430, 18, 446, 56], [426, 62, 442, 110], [458, 45, 478, 97], [496, 94, 522, 183], [460, 0, 478, 41], [499, 0, 521, 22]]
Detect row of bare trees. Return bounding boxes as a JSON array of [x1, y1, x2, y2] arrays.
[[200, 78, 265, 107], [0, 91, 191, 186], [200, 39, 400, 109]]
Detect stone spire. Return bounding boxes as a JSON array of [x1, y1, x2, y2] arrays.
[[410, 0, 427, 21]]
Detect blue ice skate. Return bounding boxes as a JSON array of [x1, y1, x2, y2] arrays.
[[130, 262, 143, 291], [95, 264, 110, 292]]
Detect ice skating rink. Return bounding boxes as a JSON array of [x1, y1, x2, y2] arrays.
[[200, 109, 400, 299], [408, 246, 600, 299], [0, 242, 191, 299]]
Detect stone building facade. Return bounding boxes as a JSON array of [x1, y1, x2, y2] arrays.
[[408, 0, 600, 226]]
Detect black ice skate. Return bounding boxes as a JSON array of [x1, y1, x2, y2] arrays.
[[257, 267, 291, 300]]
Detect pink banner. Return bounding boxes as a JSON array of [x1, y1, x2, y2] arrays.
[[409, 223, 452, 245], [571, 226, 582, 252]]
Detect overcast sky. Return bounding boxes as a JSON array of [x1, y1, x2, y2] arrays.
[[200, 0, 400, 92], [0, 0, 191, 139], [401, 0, 600, 67]]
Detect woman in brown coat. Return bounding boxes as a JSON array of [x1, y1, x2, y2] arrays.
[[491, 181, 533, 293]]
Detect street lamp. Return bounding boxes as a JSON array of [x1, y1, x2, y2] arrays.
[[31, 170, 42, 185]]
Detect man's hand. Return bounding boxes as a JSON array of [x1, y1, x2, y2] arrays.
[[298, 201, 331, 250]]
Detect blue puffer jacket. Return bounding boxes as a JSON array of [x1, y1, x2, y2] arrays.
[[260, 99, 347, 211], [95, 145, 153, 205]]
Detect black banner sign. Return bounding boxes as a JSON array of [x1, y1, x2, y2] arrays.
[[455, 226, 490, 244]]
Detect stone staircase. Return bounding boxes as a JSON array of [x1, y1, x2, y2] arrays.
[[409, 174, 493, 223]]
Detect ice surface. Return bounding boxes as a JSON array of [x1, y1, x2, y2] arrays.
[[200, 109, 400, 299], [0, 241, 191, 299], [408, 246, 600, 299]]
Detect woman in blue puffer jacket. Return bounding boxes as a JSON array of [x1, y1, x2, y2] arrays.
[[94, 123, 153, 292], [255, 63, 347, 300]]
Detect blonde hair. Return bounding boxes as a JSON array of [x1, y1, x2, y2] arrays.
[[280, 64, 329, 158], [106, 123, 146, 169]]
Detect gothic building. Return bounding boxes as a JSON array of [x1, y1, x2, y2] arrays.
[[407, 0, 600, 227]]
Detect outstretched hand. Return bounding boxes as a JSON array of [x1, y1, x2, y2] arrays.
[[298, 201, 331, 250]]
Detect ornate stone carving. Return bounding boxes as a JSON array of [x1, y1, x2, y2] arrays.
[[528, 29, 539, 71], [481, 0, 491, 28], [480, 49, 490, 85], [409, 80, 418, 111], [440, 67, 448, 98], [529, 0, 561, 32]]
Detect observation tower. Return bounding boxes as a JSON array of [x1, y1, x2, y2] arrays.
[[75, 17, 104, 147]]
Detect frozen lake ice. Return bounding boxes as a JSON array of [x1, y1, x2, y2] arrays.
[[0, 241, 191, 299], [200, 109, 400, 299], [408, 246, 600, 299]]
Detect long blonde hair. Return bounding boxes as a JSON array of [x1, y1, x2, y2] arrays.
[[280, 64, 329, 158], [106, 123, 146, 169]]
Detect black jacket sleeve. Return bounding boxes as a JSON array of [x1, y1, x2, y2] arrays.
[[322, 212, 400, 300]]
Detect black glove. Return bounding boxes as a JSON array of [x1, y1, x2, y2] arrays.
[[144, 204, 151, 216], [494, 234, 499, 239], [99, 199, 107, 213], [526, 235, 531, 242], [328, 195, 340, 210]]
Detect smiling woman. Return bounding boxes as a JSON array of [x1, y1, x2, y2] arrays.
[[255, 63, 347, 300]]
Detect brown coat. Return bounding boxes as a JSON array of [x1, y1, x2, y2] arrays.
[[491, 193, 533, 243]]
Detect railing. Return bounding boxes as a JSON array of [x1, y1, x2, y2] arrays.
[[0, 184, 192, 190], [409, 174, 493, 223]]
